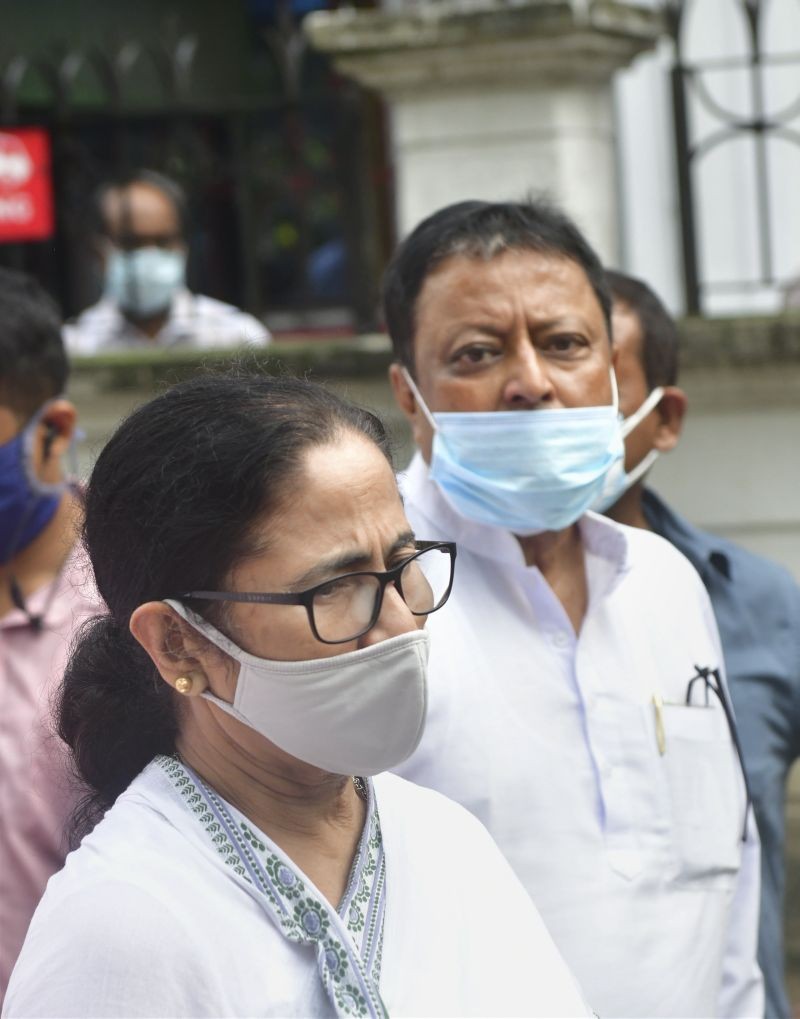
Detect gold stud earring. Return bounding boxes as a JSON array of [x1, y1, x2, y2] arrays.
[[175, 676, 193, 695]]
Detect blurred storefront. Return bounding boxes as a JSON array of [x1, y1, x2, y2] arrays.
[[0, 0, 391, 333]]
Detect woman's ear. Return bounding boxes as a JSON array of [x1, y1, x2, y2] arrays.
[[129, 602, 209, 696], [654, 386, 688, 453]]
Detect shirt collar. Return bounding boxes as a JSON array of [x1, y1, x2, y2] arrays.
[[642, 488, 732, 581], [401, 452, 633, 592], [579, 511, 634, 602]]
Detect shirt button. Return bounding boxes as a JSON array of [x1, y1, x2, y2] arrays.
[[552, 630, 570, 648]]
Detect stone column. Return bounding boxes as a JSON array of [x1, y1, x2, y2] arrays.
[[306, 0, 662, 262]]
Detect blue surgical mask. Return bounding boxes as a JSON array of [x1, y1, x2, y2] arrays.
[[105, 247, 186, 318], [592, 386, 665, 513], [0, 400, 66, 564], [402, 368, 624, 535]]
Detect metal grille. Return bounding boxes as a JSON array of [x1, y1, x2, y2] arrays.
[[666, 0, 800, 313]]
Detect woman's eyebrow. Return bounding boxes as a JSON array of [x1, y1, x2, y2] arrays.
[[290, 531, 417, 590]]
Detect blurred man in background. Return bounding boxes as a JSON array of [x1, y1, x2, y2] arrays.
[[601, 268, 800, 1019], [0, 269, 103, 1001], [64, 170, 270, 354]]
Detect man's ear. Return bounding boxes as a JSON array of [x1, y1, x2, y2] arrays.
[[389, 362, 427, 446], [39, 399, 77, 461], [389, 362, 417, 421], [389, 361, 435, 460], [129, 602, 210, 697], [654, 386, 688, 453]]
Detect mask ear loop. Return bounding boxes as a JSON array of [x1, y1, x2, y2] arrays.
[[609, 368, 620, 415], [621, 448, 660, 490], [399, 367, 438, 432], [620, 386, 666, 439]]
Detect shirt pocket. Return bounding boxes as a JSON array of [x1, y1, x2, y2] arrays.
[[660, 703, 744, 890]]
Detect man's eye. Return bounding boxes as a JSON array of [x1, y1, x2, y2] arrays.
[[546, 334, 585, 354], [453, 345, 499, 366]]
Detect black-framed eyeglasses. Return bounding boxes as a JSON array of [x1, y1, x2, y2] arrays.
[[181, 540, 457, 645], [686, 665, 752, 841]]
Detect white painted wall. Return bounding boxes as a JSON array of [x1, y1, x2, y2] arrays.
[[391, 80, 619, 261]]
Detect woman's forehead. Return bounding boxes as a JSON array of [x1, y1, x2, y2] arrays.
[[229, 435, 407, 585]]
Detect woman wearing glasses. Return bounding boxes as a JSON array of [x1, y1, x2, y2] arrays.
[[3, 375, 588, 1019]]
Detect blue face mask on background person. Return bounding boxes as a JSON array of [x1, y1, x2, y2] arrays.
[[402, 367, 624, 535], [105, 247, 186, 318], [0, 401, 66, 564], [591, 386, 666, 513]]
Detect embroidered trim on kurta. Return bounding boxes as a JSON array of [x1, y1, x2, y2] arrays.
[[157, 755, 387, 1018]]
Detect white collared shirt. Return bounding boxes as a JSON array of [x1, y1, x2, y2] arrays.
[[396, 453, 763, 1019], [64, 289, 270, 354]]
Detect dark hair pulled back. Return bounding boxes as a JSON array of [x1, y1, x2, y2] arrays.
[[59, 373, 392, 838]]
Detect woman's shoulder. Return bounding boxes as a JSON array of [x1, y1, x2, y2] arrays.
[[3, 773, 283, 1018], [5, 875, 215, 1017], [373, 772, 507, 864]]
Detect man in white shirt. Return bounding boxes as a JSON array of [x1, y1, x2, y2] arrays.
[[385, 199, 763, 1018], [64, 170, 269, 354]]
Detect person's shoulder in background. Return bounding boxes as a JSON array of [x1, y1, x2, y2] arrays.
[[63, 291, 271, 355], [62, 298, 123, 356], [643, 487, 799, 615], [177, 292, 271, 349]]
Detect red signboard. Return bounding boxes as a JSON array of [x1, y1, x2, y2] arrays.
[[0, 128, 55, 243]]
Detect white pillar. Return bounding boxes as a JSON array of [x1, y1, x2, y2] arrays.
[[306, 0, 662, 261]]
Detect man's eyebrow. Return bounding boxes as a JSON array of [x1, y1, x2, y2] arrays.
[[532, 315, 596, 333], [444, 320, 506, 342], [289, 530, 417, 590]]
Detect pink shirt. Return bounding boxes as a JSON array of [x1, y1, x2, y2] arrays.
[[0, 548, 103, 1000]]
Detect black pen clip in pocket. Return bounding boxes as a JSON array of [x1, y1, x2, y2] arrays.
[[685, 665, 752, 841]]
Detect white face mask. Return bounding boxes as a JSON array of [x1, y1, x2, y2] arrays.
[[164, 600, 429, 777], [105, 247, 186, 317], [591, 386, 665, 513]]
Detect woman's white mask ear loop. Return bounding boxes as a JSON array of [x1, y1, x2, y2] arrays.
[[400, 366, 438, 432]]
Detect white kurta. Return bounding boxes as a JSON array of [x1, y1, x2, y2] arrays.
[[3, 762, 590, 1019], [395, 454, 763, 1019]]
